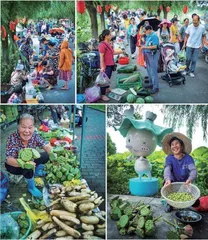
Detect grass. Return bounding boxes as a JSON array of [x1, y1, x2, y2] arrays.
[[88, 105, 106, 112]]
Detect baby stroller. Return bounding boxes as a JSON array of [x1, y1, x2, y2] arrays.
[[160, 43, 186, 87]]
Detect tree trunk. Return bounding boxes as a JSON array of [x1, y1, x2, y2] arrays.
[[2, 38, 9, 64], [100, 11, 105, 31], [86, 3, 98, 40]]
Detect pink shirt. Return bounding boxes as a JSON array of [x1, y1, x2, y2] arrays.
[[98, 41, 114, 66]]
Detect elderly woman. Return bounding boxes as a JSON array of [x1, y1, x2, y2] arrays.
[[5, 114, 52, 198], [162, 132, 197, 212]]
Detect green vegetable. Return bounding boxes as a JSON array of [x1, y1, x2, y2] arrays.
[[32, 149, 40, 159], [127, 94, 137, 103], [24, 163, 35, 170], [117, 65, 137, 73], [120, 73, 140, 83], [110, 207, 121, 220], [140, 207, 151, 217], [119, 228, 127, 235], [119, 215, 129, 228], [17, 159, 25, 168], [124, 206, 133, 216], [20, 148, 33, 161], [136, 97, 145, 103], [144, 220, 155, 236], [166, 230, 180, 239], [167, 192, 194, 202], [137, 216, 145, 228], [144, 96, 154, 103], [136, 227, 145, 238]]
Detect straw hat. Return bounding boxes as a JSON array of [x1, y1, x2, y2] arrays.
[[162, 132, 192, 155]]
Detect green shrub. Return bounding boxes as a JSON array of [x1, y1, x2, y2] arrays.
[[108, 147, 208, 196]]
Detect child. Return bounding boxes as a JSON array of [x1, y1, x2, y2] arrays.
[[7, 85, 24, 104], [165, 49, 187, 72]]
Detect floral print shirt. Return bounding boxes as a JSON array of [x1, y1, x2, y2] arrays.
[[6, 130, 46, 160]]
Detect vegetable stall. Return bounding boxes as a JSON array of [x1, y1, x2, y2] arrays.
[[0, 105, 106, 239]]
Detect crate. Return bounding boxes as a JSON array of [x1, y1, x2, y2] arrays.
[[1, 84, 14, 103], [116, 73, 143, 90]]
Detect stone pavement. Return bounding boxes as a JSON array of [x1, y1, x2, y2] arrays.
[[107, 194, 208, 239], [98, 44, 208, 103], [75, 107, 106, 210]]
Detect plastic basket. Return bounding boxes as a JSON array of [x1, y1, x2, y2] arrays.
[[161, 182, 200, 209], [118, 56, 130, 65], [116, 73, 143, 90], [10, 211, 32, 240]]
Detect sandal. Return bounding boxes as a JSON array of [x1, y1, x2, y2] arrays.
[[46, 85, 53, 90], [106, 88, 112, 93], [101, 95, 109, 101], [61, 87, 69, 90]]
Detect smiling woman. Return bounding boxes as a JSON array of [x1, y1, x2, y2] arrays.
[[5, 113, 53, 198]]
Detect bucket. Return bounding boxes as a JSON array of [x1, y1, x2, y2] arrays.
[[129, 177, 158, 196]]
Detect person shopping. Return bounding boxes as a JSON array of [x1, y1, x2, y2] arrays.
[[182, 15, 206, 77], [162, 132, 197, 212], [141, 25, 160, 94], [58, 40, 73, 90], [127, 17, 138, 59], [98, 29, 124, 101], [5, 114, 52, 198]]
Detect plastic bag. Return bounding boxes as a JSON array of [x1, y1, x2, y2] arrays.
[[177, 50, 186, 61], [0, 171, 9, 204], [85, 85, 101, 103], [0, 213, 19, 239], [95, 72, 110, 86], [19, 198, 51, 224]]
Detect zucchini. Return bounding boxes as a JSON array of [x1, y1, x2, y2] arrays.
[[122, 74, 140, 83]]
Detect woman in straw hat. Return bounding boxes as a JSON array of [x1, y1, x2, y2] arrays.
[[162, 132, 197, 212]]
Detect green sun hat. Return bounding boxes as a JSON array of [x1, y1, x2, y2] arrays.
[[118, 111, 173, 147]]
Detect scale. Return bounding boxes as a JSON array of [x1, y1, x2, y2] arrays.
[[108, 88, 127, 102]]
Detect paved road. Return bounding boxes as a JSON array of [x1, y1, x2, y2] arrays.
[[75, 107, 106, 210], [108, 194, 208, 239], [98, 44, 208, 103]]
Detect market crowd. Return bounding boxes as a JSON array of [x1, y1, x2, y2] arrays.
[[8, 19, 75, 103], [98, 9, 208, 99]]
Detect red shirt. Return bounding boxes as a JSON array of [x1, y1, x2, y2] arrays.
[[98, 41, 114, 66]]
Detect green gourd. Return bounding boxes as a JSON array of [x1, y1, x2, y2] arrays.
[[136, 97, 145, 103], [127, 94, 137, 103]]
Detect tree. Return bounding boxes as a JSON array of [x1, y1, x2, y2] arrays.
[[107, 133, 117, 155], [86, 1, 99, 39], [163, 105, 208, 141], [107, 105, 142, 128]]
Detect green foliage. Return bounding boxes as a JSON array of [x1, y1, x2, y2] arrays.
[[107, 133, 117, 156], [163, 105, 208, 141], [108, 147, 208, 196]]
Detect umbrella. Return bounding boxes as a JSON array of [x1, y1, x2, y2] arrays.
[[49, 28, 65, 34], [137, 17, 161, 31]]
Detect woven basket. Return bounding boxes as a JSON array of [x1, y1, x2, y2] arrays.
[[161, 182, 200, 208]]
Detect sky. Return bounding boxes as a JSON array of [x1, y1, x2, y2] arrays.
[[107, 105, 208, 153]]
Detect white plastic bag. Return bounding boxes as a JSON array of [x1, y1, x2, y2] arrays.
[[95, 72, 110, 86], [85, 85, 101, 103]]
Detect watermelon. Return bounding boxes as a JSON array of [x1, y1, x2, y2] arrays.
[[127, 94, 137, 103], [144, 96, 154, 103], [136, 98, 145, 103]]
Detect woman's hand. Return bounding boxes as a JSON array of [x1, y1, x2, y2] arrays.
[[165, 180, 171, 186], [185, 179, 191, 185], [100, 67, 105, 72]]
